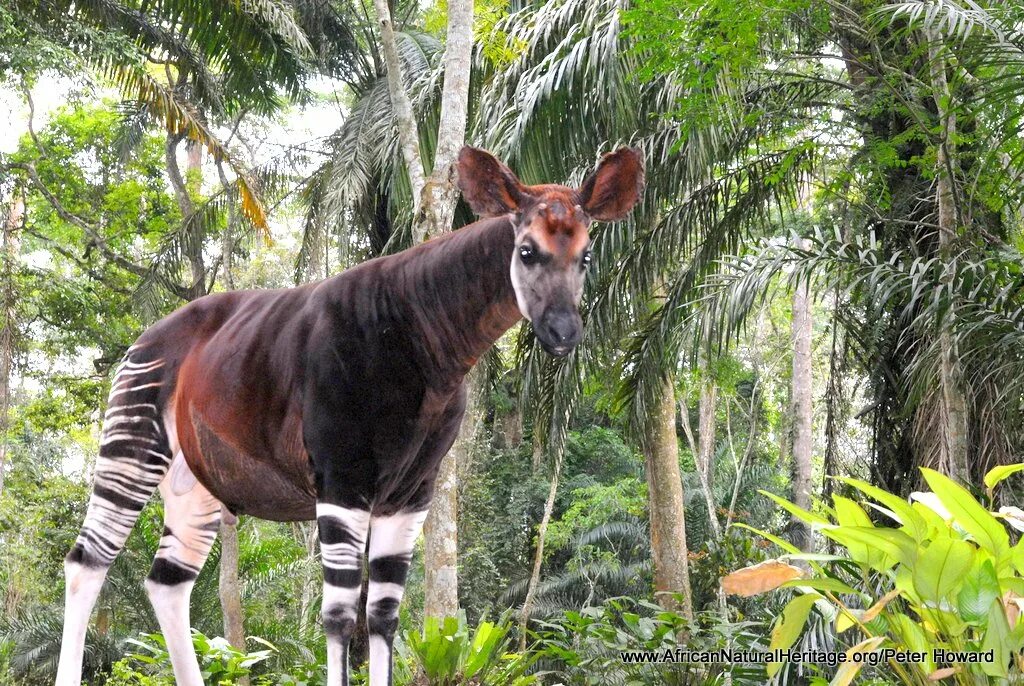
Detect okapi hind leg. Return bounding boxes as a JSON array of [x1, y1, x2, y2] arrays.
[[366, 510, 429, 686], [56, 348, 173, 686], [144, 454, 222, 686]]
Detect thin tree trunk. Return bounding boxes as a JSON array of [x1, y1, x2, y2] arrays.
[[643, 376, 694, 619], [679, 364, 720, 541], [696, 374, 720, 540], [790, 239, 813, 551], [423, 369, 481, 619], [417, 0, 474, 239], [219, 518, 247, 685], [925, 29, 969, 482], [0, 190, 22, 498], [518, 440, 562, 650], [372, 0, 426, 217], [216, 160, 238, 289]]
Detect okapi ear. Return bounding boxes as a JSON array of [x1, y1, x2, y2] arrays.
[[456, 146, 526, 217], [577, 147, 645, 221]]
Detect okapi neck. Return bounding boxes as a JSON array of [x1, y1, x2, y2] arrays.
[[393, 217, 522, 382]]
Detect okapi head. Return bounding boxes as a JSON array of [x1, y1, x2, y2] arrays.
[[456, 146, 645, 356]]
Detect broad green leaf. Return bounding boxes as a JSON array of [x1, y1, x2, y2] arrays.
[[779, 577, 860, 596], [833, 496, 873, 528], [835, 609, 857, 633], [913, 538, 974, 602], [824, 526, 916, 568], [760, 490, 830, 526], [983, 463, 1024, 493], [912, 500, 951, 538], [981, 599, 1010, 678], [732, 523, 802, 555], [836, 476, 929, 541], [957, 557, 1000, 624], [892, 613, 935, 672], [1014, 541, 1024, 575], [768, 593, 821, 676], [921, 468, 1009, 558], [829, 637, 886, 686]]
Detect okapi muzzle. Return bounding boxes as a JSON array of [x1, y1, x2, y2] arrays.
[[456, 145, 646, 356]]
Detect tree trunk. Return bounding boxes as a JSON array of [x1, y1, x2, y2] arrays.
[[696, 374, 720, 540], [924, 29, 969, 482], [372, 0, 426, 217], [424, 368, 481, 619], [518, 440, 562, 649], [374, 0, 475, 620], [0, 190, 23, 499], [643, 377, 693, 619], [416, 0, 474, 240], [790, 241, 813, 551], [219, 517, 249, 685]]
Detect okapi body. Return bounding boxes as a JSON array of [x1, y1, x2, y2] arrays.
[[55, 146, 643, 686]]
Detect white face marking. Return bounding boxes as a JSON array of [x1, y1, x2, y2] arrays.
[[510, 253, 533, 321]]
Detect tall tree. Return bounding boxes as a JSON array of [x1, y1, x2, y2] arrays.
[[790, 239, 813, 550], [0, 188, 22, 499], [644, 378, 694, 619], [372, 0, 475, 620]]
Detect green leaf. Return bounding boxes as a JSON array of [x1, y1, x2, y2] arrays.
[[957, 557, 1000, 624], [981, 599, 1011, 678], [913, 537, 975, 602], [779, 577, 861, 596], [835, 476, 929, 542], [760, 490, 830, 526], [832, 495, 873, 528], [983, 463, 1024, 493], [768, 593, 821, 676], [732, 523, 802, 555], [823, 526, 916, 569], [891, 613, 935, 672], [921, 468, 1009, 558]]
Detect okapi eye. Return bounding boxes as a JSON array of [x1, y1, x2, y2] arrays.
[[519, 245, 536, 264]]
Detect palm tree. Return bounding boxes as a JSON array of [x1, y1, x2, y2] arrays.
[[478, 0, 814, 619]]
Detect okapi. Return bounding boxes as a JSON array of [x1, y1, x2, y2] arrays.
[[55, 146, 644, 686]]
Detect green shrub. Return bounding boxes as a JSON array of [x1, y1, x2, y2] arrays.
[[531, 598, 768, 685], [116, 630, 275, 685], [728, 464, 1024, 684], [402, 613, 536, 686]]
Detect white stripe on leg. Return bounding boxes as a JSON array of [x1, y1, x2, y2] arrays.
[[366, 510, 428, 686], [317, 503, 371, 686]]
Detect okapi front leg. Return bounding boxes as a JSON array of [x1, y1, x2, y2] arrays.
[[366, 510, 429, 686], [317, 503, 371, 686]]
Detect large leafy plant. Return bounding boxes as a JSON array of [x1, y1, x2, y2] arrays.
[[402, 613, 536, 686], [725, 465, 1024, 684]]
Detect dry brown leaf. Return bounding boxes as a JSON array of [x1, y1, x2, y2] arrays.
[[1003, 591, 1024, 629], [862, 589, 902, 623], [720, 560, 805, 597], [928, 667, 958, 681]]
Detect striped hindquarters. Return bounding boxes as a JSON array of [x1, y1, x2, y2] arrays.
[[67, 347, 172, 569]]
